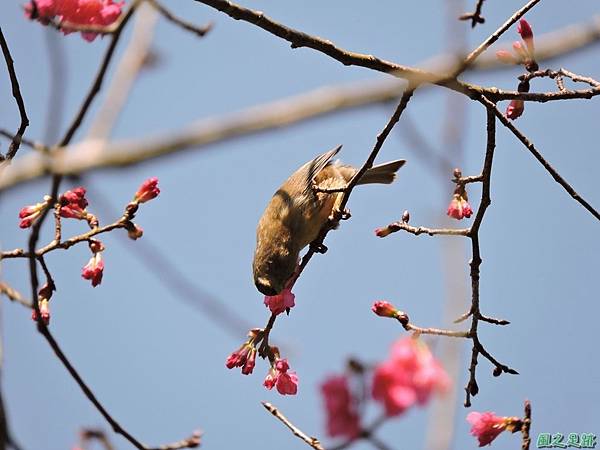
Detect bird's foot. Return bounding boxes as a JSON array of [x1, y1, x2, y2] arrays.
[[310, 242, 328, 254]]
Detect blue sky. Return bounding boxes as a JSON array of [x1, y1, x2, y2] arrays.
[[0, 1, 599, 449]]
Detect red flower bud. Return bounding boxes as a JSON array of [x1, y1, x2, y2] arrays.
[[372, 301, 398, 318], [134, 177, 160, 204]]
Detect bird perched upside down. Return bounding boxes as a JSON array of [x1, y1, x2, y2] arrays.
[[253, 145, 406, 296]]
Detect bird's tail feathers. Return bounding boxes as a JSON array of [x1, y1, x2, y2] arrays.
[[357, 159, 406, 185]]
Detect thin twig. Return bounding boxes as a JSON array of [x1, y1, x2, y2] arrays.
[[461, 0, 542, 70], [147, 0, 213, 37], [395, 312, 471, 338], [463, 101, 519, 406], [0, 283, 33, 309], [377, 221, 470, 238], [479, 95, 600, 221], [59, 4, 137, 148], [0, 27, 29, 163], [262, 402, 325, 450], [1, 219, 128, 260]]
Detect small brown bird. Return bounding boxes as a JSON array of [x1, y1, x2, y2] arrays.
[[253, 145, 405, 296]]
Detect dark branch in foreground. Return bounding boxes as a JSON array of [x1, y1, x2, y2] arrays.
[[0, 26, 29, 164], [459, 0, 487, 28], [479, 96, 600, 222]]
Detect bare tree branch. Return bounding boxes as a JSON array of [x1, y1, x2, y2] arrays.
[[0, 27, 29, 164], [262, 402, 325, 450], [479, 95, 600, 221]]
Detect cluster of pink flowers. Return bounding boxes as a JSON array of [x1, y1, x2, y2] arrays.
[[467, 411, 522, 447], [447, 193, 473, 220], [372, 337, 450, 416], [264, 359, 298, 395], [320, 375, 361, 439], [59, 187, 88, 219], [60, 186, 99, 227], [18, 178, 159, 296], [318, 336, 449, 441], [226, 331, 299, 395], [263, 287, 295, 315], [25, 0, 124, 42], [496, 19, 537, 120], [226, 330, 258, 375]]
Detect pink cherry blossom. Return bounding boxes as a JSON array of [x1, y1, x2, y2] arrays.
[[467, 412, 509, 446], [263, 359, 298, 395], [447, 194, 473, 220], [320, 375, 361, 439], [82, 252, 104, 287], [263, 288, 295, 315], [372, 337, 449, 417], [25, 0, 124, 42]]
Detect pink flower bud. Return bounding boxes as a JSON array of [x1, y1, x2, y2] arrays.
[[18, 196, 51, 229], [517, 19, 533, 40], [134, 177, 160, 204], [225, 345, 250, 369], [241, 348, 257, 375], [505, 99, 525, 120], [495, 50, 517, 64], [372, 301, 398, 318], [511, 41, 529, 61], [59, 187, 89, 220], [467, 412, 510, 446], [447, 194, 473, 220], [263, 370, 277, 390], [31, 298, 51, 325], [82, 253, 104, 287], [263, 288, 295, 315]]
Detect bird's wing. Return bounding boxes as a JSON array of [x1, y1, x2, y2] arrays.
[[300, 144, 342, 196]]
